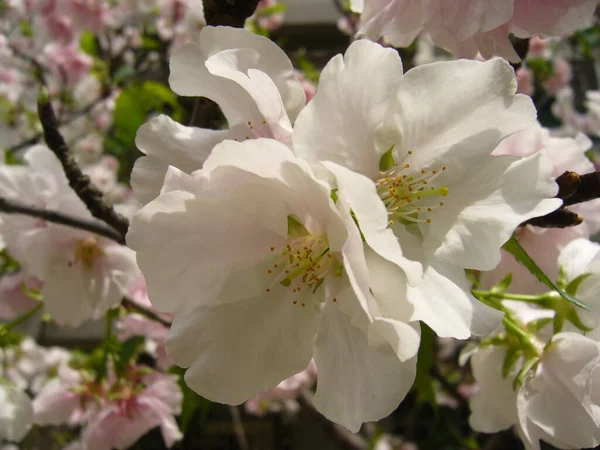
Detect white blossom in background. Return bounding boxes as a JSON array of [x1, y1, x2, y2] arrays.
[[468, 332, 600, 450], [0, 145, 139, 327], [351, 0, 598, 61], [293, 39, 559, 340], [0, 379, 33, 442], [131, 25, 306, 205], [128, 138, 421, 432]]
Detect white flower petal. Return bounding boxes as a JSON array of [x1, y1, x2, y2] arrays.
[[169, 26, 304, 122], [469, 346, 518, 433], [132, 115, 227, 204], [313, 303, 416, 432], [294, 39, 403, 180], [390, 58, 536, 168], [425, 151, 560, 271], [323, 161, 422, 285], [166, 294, 319, 405], [0, 383, 33, 442], [127, 188, 288, 314]]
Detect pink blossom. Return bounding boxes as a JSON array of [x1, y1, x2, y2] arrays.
[[515, 66, 533, 96], [0, 272, 41, 320], [244, 361, 317, 416], [42, 42, 93, 85], [118, 277, 173, 370], [33, 366, 89, 426], [294, 70, 317, 103], [543, 57, 572, 95], [83, 372, 182, 450], [353, 0, 598, 62]]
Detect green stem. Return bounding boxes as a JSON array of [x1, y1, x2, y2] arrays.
[[4, 303, 43, 331], [471, 290, 548, 303]]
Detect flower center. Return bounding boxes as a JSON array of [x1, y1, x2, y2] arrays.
[[265, 231, 341, 307], [73, 238, 104, 271], [376, 163, 449, 226]]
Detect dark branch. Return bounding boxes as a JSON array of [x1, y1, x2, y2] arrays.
[[188, 0, 260, 128], [37, 90, 130, 239], [562, 171, 600, 206], [203, 0, 261, 27], [522, 170, 600, 229], [0, 197, 125, 244], [121, 297, 171, 327], [524, 208, 582, 228]]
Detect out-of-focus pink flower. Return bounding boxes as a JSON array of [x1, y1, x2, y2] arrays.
[[527, 36, 552, 59], [33, 365, 90, 426], [294, 70, 317, 103], [84, 372, 183, 450], [352, 0, 598, 62], [244, 361, 317, 416], [543, 57, 572, 95], [516, 66, 533, 96], [42, 42, 93, 85], [0, 272, 42, 320], [118, 277, 173, 370]]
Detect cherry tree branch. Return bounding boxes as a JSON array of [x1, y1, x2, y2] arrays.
[[0, 197, 125, 244], [188, 0, 260, 128], [522, 170, 600, 229], [121, 297, 172, 328], [37, 90, 130, 240], [203, 0, 261, 27]]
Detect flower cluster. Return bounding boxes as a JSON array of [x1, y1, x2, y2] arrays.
[[1, 1, 600, 449], [127, 25, 560, 433], [351, 0, 599, 62]]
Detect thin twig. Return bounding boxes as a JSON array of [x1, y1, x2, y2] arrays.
[[430, 366, 469, 411], [37, 90, 130, 239], [121, 297, 171, 328], [229, 405, 250, 450], [0, 197, 125, 244]]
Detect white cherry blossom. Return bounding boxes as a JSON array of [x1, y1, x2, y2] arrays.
[[293, 39, 559, 339], [131, 25, 306, 204], [0, 146, 139, 327], [0, 379, 33, 442], [128, 138, 420, 432]]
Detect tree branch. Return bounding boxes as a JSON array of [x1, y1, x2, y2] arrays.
[[203, 0, 261, 27], [188, 0, 260, 128], [37, 90, 130, 239], [121, 297, 172, 328], [522, 170, 600, 229], [0, 197, 125, 244]]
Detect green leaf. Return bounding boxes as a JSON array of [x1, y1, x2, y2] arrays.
[[490, 272, 512, 294], [378, 145, 396, 172], [565, 272, 592, 297], [113, 87, 148, 146], [115, 336, 145, 375], [502, 347, 521, 379], [502, 236, 590, 310], [79, 31, 99, 56], [170, 367, 213, 433], [113, 65, 136, 85], [413, 323, 438, 414]]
